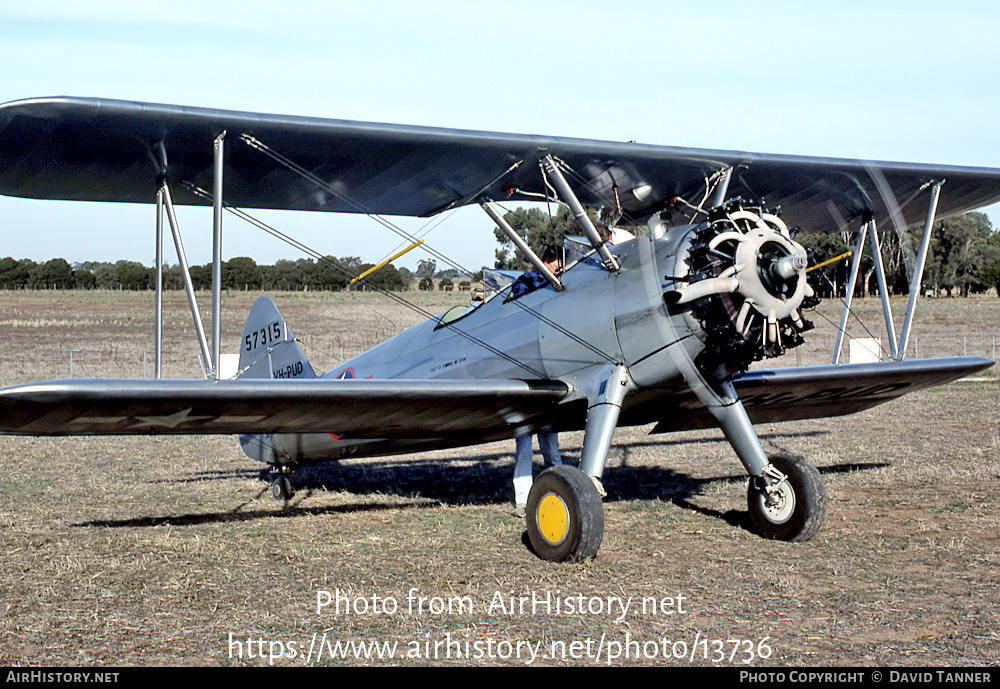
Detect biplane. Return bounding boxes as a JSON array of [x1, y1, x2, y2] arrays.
[[0, 96, 997, 561]]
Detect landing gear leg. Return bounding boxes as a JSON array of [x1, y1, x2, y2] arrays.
[[709, 382, 826, 542]]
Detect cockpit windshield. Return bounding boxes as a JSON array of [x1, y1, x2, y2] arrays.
[[482, 269, 521, 302]]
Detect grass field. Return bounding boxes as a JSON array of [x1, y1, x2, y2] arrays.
[[0, 289, 997, 666]]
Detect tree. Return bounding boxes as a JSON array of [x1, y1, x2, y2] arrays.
[[38, 258, 74, 289], [263, 259, 302, 290], [116, 260, 151, 290], [73, 269, 96, 289], [310, 257, 350, 291], [92, 263, 118, 289], [359, 263, 405, 291], [186, 264, 209, 290], [416, 258, 437, 279], [492, 205, 579, 269], [0, 257, 29, 289], [976, 230, 1000, 295], [924, 212, 992, 296], [795, 230, 851, 298], [223, 257, 261, 290], [397, 266, 413, 290], [163, 265, 184, 290]]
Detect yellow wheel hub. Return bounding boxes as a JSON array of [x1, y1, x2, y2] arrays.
[[536, 493, 570, 545]]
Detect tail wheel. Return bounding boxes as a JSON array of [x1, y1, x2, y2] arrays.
[[271, 475, 293, 501], [526, 465, 604, 562], [747, 454, 826, 541]]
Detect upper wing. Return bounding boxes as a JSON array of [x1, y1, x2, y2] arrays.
[[0, 377, 568, 437], [2, 96, 1000, 232], [634, 356, 994, 433]]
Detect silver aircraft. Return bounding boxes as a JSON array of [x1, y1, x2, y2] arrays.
[[0, 97, 997, 561]]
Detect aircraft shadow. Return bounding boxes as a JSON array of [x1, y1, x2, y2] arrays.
[[76, 431, 885, 532], [74, 494, 436, 529]]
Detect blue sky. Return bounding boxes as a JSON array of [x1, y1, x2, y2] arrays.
[[1, 1, 998, 272]]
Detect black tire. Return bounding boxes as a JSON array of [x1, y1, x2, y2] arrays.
[[271, 475, 293, 501], [747, 454, 826, 542], [526, 465, 604, 562]]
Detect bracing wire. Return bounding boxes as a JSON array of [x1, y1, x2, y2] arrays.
[[234, 136, 621, 365], [181, 182, 550, 378], [241, 135, 474, 280], [804, 271, 892, 360]]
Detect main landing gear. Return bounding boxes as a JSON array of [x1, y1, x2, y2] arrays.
[[522, 452, 826, 562], [525, 465, 605, 562]]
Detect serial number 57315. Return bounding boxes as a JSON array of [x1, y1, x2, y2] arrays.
[[245, 321, 282, 352]]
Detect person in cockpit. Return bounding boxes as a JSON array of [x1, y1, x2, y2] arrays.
[[507, 245, 563, 301]]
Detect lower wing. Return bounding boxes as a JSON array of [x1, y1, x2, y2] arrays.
[[640, 356, 993, 433], [0, 357, 989, 440], [0, 378, 568, 438]]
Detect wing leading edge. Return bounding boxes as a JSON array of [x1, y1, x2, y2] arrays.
[[2, 97, 1000, 232]]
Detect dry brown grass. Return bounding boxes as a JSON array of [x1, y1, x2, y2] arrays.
[[0, 289, 997, 666]]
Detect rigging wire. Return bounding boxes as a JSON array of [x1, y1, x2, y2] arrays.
[[235, 136, 621, 365], [804, 271, 893, 360], [241, 135, 474, 280], [181, 182, 549, 379]]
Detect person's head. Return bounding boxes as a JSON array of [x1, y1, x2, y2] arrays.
[[541, 245, 562, 274]]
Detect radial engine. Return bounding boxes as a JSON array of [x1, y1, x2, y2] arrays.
[[662, 199, 819, 380]]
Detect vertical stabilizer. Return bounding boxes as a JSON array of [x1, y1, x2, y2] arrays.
[[237, 296, 315, 464], [237, 296, 316, 380]]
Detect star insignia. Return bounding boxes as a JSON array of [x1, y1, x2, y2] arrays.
[[132, 408, 216, 429]]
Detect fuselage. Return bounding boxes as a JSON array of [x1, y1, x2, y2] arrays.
[[324, 232, 703, 394], [264, 229, 712, 464], [259, 207, 814, 466]]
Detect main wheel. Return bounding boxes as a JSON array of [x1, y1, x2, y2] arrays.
[[525, 465, 604, 562], [747, 454, 826, 542]]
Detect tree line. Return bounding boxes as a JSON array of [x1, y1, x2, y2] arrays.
[[491, 207, 1000, 297], [794, 211, 1000, 298], [4, 210, 999, 296], [0, 256, 413, 292]]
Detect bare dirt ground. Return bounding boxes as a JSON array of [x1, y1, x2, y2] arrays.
[[0, 289, 997, 666]]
